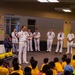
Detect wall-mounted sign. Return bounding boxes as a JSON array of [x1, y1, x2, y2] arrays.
[[0, 17, 4, 41]]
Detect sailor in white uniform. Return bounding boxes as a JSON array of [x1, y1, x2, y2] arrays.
[[18, 26, 29, 64], [55, 30, 65, 53], [33, 28, 41, 51], [11, 28, 18, 53], [66, 30, 74, 54], [47, 28, 55, 52], [27, 29, 33, 51]]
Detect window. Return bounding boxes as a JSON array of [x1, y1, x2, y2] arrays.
[[4, 17, 20, 34], [28, 19, 36, 33]]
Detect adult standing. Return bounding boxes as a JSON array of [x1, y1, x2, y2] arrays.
[[27, 29, 33, 51], [33, 28, 41, 51], [11, 28, 18, 53], [18, 26, 29, 64], [47, 28, 55, 52], [55, 30, 65, 53], [66, 30, 74, 54]]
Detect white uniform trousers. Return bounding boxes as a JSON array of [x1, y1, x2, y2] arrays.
[[12, 40, 16, 53], [27, 39, 33, 51], [55, 41, 63, 53], [18, 42, 27, 64], [12, 39, 18, 53], [34, 39, 40, 51], [67, 41, 73, 54], [47, 39, 53, 52]]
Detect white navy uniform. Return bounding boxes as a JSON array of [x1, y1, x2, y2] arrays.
[[18, 30, 29, 64], [55, 32, 64, 53], [47, 31, 55, 52], [67, 33, 74, 54], [33, 32, 40, 51], [27, 32, 33, 51], [11, 31, 18, 53]]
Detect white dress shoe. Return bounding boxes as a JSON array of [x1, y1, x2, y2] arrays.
[[23, 61, 29, 64], [66, 52, 69, 54], [25, 61, 29, 64], [19, 62, 21, 64]]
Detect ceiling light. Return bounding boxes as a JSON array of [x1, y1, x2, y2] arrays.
[[37, 0, 49, 2], [48, 0, 59, 3], [62, 9, 72, 12]]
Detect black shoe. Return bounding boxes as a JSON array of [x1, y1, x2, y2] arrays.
[[55, 52, 57, 53], [59, 52, 62, 54]]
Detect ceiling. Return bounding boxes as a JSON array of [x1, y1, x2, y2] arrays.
[[0, 0, 75, 13], [1, 0, 75, 2]]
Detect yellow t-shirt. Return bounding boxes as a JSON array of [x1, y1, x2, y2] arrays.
[[40, 64, 45, 71], [11, 65, 22, 71], [29, 65, 38, 70], [11, 70, 23, 75], [31, 69, 40, 75], [51, 69, 57, 75], [42, 73, 45, 75], [0, 66, 9, 75], [71, 60, 75, 69], [62, 61, 66, 69], [55, 62, 63, 72]]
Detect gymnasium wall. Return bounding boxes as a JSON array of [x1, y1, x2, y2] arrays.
[[72, 21, 75, 43], [0, 3, 75, 47], [25, 16, 64, 44]]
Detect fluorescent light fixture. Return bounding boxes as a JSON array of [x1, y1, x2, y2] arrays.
[[37, 0, 49, 2], [62, 9, 72, 12], [48, 0, 59, 3]]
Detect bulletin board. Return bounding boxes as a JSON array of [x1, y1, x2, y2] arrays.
[[0, 16, 4, 41]]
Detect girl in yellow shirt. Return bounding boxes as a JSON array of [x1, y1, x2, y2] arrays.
[[29, 57, 39, 70], [0, 59, 9, 75], [11, 57, 22, 70], [31, 60, 40, 75]]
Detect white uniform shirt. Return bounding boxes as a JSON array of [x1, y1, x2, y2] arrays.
[[67, 33, 75, 41], [33, 32, 40, 39], [47, 31, 55, 40], [11, 31, 18, 43], [27, 32, 33, 40], [57, 32, 64, 41], [18, 30, 29, 42]]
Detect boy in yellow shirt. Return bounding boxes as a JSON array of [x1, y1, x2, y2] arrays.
[[46, 69, 53, 75], [48, 61, 57, 75], [54, 57, 63, 72], [42, 65, 50, 75], [24, 66, 31, 75], [61, 54, 67, 69], [40, 58, 49, 71], [64, 58, 74, 74], [61, 57, 67, 69], [71, 55, 75, 69], [11, 62, 23, 75]]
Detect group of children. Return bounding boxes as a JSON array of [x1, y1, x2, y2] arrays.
[[0, 54, 75, 75]]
